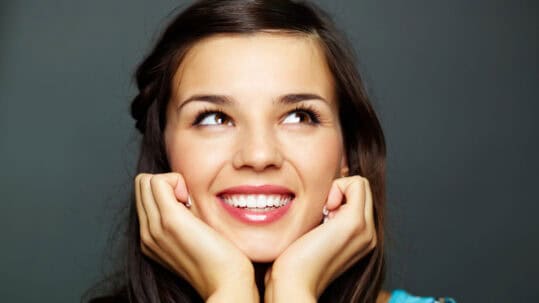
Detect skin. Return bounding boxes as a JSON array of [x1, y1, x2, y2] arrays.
[[135, 33, 381, 302], [165, 33, 344, 262]]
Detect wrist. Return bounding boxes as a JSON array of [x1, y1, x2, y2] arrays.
[[207, 279, 259, 303], [265, 271, 316, 303], [206, 262, 258, 303]]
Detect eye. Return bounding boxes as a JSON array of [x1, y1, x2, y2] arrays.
[[282, 107, 321, 125], [193, 110, 233, 126]]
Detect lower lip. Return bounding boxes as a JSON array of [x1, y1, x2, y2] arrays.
[[217, 197, 293, 224]]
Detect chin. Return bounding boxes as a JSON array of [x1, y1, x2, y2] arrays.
[[242, 245, 283, 263], [231, 235, 290, 263]]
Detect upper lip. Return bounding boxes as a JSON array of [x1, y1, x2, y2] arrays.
[[217, 184, 295, 196]]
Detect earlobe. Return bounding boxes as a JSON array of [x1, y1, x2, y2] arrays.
[[340, 156, 349, 177], [340, 166, 349, 177]]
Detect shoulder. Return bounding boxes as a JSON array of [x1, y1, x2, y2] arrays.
[[382, 289, 457, 303], [377, 290, 392, 303]]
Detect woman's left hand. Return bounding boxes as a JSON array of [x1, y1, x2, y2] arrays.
[[264, 176, 377, 303]]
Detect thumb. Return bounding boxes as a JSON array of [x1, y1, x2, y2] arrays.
[[157, 172, 189, 202], [325, 181, 344, 211], [173, 173, 189, 202]]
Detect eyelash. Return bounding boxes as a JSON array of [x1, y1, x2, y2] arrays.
[[192, 107, 229, 126], [288, 104, 322, 124], [191, 104, 322, 126]]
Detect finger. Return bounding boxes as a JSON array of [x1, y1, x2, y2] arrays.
[[140, 174, 163, 234], [325, 182, 343, 211], [149, 174, 202, 255], [322, 179, 375, 290], [145, 175, 201, 279], [134, 174, 148, 231], [362, 178, 377, 248], [149, 172, 189, 203], [337, 176, 366, 214], [173, 173, 189, 203], [135, 174, 151, 239], [136, 174, 165, 264], [150, 173, 192, 218]]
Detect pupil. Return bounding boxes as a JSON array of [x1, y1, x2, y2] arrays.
[[216, 114, 224, 124]]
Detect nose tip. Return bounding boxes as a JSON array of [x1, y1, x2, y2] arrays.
[[232, 131, 284, 171]]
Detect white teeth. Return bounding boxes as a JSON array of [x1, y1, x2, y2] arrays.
[[256, 195, 266, 208], [222, 194, 292, 208], [239, 196, 247, 207], [267, 196, 275, 207], [247, 195, 256, 208]]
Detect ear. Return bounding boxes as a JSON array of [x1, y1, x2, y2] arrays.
[[340, 153, 349, 177]]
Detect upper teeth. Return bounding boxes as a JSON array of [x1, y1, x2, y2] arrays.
[[222, 194, 292, 208]]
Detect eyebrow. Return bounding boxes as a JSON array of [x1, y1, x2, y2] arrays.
[[176, 93, 328, 112]]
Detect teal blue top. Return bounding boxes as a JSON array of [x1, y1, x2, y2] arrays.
[[389, 289, 457, 303]]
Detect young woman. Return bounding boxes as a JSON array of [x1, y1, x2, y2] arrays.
[[90, 1, 455, 302]]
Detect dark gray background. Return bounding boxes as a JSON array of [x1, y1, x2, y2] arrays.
[[1, 0, 537, 302]]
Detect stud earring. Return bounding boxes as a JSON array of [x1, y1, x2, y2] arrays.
[[322, 206, 330, 223], [185, 196, 192, 208]]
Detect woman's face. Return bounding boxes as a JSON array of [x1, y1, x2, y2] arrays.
[[164, 33, 346, 262]]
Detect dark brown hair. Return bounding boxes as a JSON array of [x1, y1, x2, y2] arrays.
[[91, 1, 386, 302]]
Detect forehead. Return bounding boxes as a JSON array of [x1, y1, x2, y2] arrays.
[[172, 33, 336, 103]]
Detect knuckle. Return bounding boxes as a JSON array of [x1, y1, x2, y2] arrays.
[[135, 173, 149, 184], [349, 175, 363, 184], [370, 234, 378, 250], [149, 174, 160, 187], [141, 174, 152, 188], [145, 218, 163, 239], [342, 219, 364, 238], [350, 176, 364, 190], [140, 242, 156, 258], [366, 233, 377, 251], [149, 225, 166, 245], [361, 176, 370, 184], [363, 178, 372, 190], [160, 214, 176, 234], [359, 177, 369, 188], [134, 174, 143, 189], [364, 222, 375, 239], [140, 243, 148, 255], [140, 230, 153, 246], [354, 218, 367, 233], [346, 219, 375, 242], [365, 226, 377, 248]]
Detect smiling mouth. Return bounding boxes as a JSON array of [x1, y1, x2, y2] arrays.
[[220, 194, 294, 212]]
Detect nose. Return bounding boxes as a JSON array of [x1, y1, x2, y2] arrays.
[[232, 126, 284, 171]]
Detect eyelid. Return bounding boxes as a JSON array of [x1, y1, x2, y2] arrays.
[[190, 104, 323, 126], [192, 107, 233, 126], [282, 104, 322, 124]]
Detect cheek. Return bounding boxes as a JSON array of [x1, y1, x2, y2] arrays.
[[283, 130, 343, 195], [166, 134, 230, 193]]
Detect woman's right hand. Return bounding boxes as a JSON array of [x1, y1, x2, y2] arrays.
[[135, 173, 259, 302]]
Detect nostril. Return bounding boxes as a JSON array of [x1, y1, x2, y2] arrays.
[[232, 143, 284, 171]]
